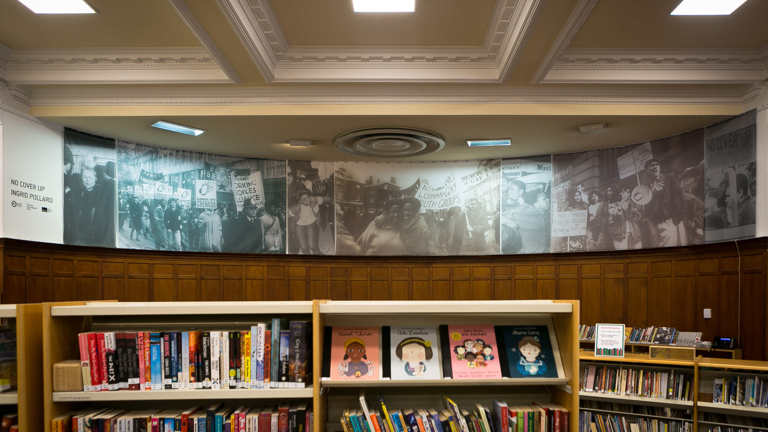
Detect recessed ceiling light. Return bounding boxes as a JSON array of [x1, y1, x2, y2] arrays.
[[466, 139, 511, 148], [670, 0, 747, 15], [16, 0, 95, 14], [151, 121, 204, 137], [352, 0, 415, 13]]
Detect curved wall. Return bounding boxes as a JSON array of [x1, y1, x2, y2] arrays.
[[6, 110, 759, 257]]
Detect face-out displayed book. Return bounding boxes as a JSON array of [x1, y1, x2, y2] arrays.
[[445, 325, 502, 379], [329, 327, 381, 380], [389, 327, 442, 380], [497, 325, 563, 379]]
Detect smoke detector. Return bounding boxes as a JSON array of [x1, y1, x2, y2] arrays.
[[334, 128, 445, 158]]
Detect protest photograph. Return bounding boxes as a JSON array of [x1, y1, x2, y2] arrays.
[[287, 161, 334, 254], [501, 156, 551, 254], [334, 160, 500, 256], [704, 110, 757, 242], [117, 141, 286, 254], [551, 130, 705, 253], [63, 128, 116, 248]]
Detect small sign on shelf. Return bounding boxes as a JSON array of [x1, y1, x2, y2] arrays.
[[594, 323, 625, 358]]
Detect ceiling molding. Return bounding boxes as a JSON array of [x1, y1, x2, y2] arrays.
[[24, 84, 751, 107], [531, 0, 598, 84], [167, 0, 241, 83], [5, 48, 232, 85], [541, 48, 768, 84], [216, 0, 541, 83]]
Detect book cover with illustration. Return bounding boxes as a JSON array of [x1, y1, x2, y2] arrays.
[[329, 327, 380, 380], [497, 325, 561, 378], [446, 325, 502, 379], [389, 327, 442, 380]]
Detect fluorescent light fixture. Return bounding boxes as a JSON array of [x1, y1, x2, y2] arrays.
[[466, 139, 511, 148], [671, 0, 747, 15], [352, 0, 415, 13], [16, 0, 95, 14], [151, 121, 205, 137]]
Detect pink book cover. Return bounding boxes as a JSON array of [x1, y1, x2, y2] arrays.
[[329, 327, 380, 380], [447, 325, 502, 379]]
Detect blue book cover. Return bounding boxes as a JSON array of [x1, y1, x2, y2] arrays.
[[164, 418, 174, 432], [150, 332, 163, 389], [497, 325, 558, 378], [251, 324, 265, 388], [271, 318, 281, 384], [170, 332, 178, 385]]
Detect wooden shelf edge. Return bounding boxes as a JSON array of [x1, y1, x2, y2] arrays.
[[321, 377, 570, 387], [52, 388, 314, 401], [0, 391, 18, 405], [697, 401, 768, 416], [579, 391, 693, 407], [52, 301, 314, 316], [319, 300, 573, 315]]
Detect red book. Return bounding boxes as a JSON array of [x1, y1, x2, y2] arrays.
[[143, 331, 151, 390], [278, 406, 289, 432], [264, 330, 271, 385], [137, 332, 145, 390], [86, 333, 102, 391], [239, 410, 246, 432], [78, 333, 92, 391], [259, 412, 271, 432], [151, 416, 159, 432], [96, 332, 108, 391]]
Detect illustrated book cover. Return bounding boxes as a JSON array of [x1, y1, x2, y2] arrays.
[[389, 326, 442, 380], [329, 327, 380, 380], [496, 325, 562, 378], [446, 325, 502, 379]]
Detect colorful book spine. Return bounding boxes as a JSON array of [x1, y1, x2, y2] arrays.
[[104, 332, 119, 391], [162, 333, 172, 389], [264, 330, 271, 386], [149, 333, 163, 390], [170, 332, 179, 389], [189, 331, 199, 388], [87, 332, 102, 391], [127, 332, 140, 390], [252, 324, 265, 389], [137, 331, 146, 391], [77, 333, 93, 391], [211, 331, 221, 389], [270, 319, 281, 385], [202, 331, 211, 389], [279, 330, 291, 383], [221, 331, 229, 389], [289, 321, 309, 384], [181, 331, 190, 389], [242, 330, 251, 389]]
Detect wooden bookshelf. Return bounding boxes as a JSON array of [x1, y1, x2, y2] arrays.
[[317, 299, 580, 432], [578, 391, 694, 407], [7, 304, 44, 432], [42, 301, 314, 432], [580, 350, 696, 367]]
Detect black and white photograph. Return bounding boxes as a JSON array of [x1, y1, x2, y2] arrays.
[[287, 161, 335, 254], [551, 131, 705, 253], [501, 156, 551, 254], [704, 110, 757, 242], [117, 141, 286, 254], [63, 128, 116, 248], [334, 160, 500, 256]]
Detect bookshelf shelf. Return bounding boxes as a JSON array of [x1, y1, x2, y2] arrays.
[[52, 301, 313, 316], [52, 388, 313, 402], [0, 391, 18, 405], [580, 350, 695, 367], [579, 407, 691, 423], [578, 391, 693, 407], [0, 305, 16, 319], [321, 377, 570, 388], [697, 357, 768, 372], [318, 300, 573, 315], [697, 401, 768, 417]]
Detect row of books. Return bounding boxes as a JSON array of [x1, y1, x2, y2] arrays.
[[51, 405, 312, 432], [578, 412, 692, 432], [0, 319, 15, 392], [712, 374, 768, 407], [580, 401, 690, 420], [76, 319, 310, 392], [581, 365, 693, 401], [347, 395, 568, 432], [699, 412, 768, 432], [324, 325, 561, 381], [578, 326, 702, 348]]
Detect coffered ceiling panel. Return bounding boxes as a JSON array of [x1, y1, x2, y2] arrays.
[[269, 0, 497, 47]]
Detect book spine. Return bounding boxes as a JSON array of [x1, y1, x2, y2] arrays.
[[289, 321, 308, 385], [137, 332, 146, 391], [438, 325, 452, 379], [279, 330, 290, 383], [115, 333, 126, 390], [264, 330, 271, 386], [242, 330, 251, 389], [143, 331, 151, 391], [253, 324, 265, 389], [163, 333, 172, 389], [270, 319, 281, 385], [150, 333, 163, 390], [211, 331, 220, 389], [104, 332, 119, 391], [229, 332, 237, 389], [189, 331, 199, 388], [78, 333, 93, 391], [97, 332, 108, 391], [381, 326, 391, 380], [179, 332, 190, 389], [171, 332, 179, 388], [202, 331, 211, 388], [128, 332, 140, 390], [221, 331, 229, 389]]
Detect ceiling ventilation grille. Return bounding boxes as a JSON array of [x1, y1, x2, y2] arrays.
[[334, 128, 445, 158]]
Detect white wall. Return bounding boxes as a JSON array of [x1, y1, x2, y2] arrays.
[[0, 108, 63, 243]]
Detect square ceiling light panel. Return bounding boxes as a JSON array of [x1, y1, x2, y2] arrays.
[[352, 0, 415, 13], [671, 0, 747, 15], [17, 0, 96, 14]]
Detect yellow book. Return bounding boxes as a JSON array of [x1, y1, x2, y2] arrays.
[[242, 330, 251, 388]]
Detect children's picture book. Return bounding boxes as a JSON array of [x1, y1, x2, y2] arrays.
[[497, 325, 562, 378], [329, 327, 380, 380], [446, 325, 502, 379], [389, 327, 442, 380]]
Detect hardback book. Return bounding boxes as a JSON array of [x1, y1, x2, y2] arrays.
[[329, 327, 380, 380], [279, 330, 291, 382], [389, 326, 442, 380], [446, 325, 502, 379], [271, 319, 281, 384], [497, 325, 560, 378], [289, 321, 310, 384], [104, 332, 119, 391], [652, 327, 677, 345]]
